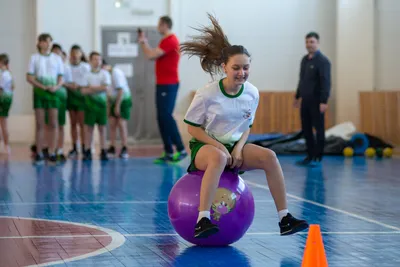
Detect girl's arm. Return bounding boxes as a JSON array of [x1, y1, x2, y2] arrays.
[[89, 84, 109, 92], [234, 128, 251, 151], [26, 74, 48, 90], [187, 125, 224, 150]]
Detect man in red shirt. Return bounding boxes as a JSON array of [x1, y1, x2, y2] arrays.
[[138, 16, 187, 164]]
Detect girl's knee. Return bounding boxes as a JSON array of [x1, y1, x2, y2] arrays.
[[208, 149, 228, 168], [259, 149, 278, 167]]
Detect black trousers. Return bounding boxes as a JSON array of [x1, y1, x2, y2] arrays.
[[156, 84, 185, 154], [300, 100, 325, 160]]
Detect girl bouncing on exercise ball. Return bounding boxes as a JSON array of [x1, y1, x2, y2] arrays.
[[181, 14, 309, 239]]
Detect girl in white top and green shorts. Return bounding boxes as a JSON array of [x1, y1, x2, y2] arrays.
[[27, 33, 64, 165], [0, 54, 14, 154], [181, 14, 309, 239]]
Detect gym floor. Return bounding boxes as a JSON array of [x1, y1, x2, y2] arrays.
[[0, 146, 399, 266]]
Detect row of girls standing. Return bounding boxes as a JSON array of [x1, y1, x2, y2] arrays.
[[29, 33, 132, 165]]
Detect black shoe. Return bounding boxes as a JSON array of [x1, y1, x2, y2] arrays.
[[57, 153, 67, 163], [47, 154, 58, 165], [107, 146, 116, 158], [295, 157, 312, 166], [194, 217, 219, 239], [43, 148, 49, 159], [82, 149, 92, 161], [68, 149, 78, 159], [100, 150, 109, 161], [119, 146, 129, 159], [279, 213, 309, 235], [33, 154, 45, 165]]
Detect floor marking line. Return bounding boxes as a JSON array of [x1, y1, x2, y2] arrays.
[[0, 216, 125, 267], [245, 180, 400, 231], [1, 231, 400, 239], [0, 199, 299, 206]]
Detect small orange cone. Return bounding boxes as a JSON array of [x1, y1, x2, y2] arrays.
[[301, 224, 328, 267]]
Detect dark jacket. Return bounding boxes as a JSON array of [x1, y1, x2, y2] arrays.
[[295, 50, 331, 104]]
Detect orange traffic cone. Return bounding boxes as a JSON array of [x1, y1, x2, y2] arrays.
[[301, 224, 328, 267]]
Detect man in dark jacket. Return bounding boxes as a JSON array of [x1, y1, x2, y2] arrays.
[[294, 32, 331, 167]]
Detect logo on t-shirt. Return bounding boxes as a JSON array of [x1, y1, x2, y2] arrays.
[[243, 109, 252, 120]]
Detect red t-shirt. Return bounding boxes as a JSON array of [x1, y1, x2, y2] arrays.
[[156, 34, 180, 85]]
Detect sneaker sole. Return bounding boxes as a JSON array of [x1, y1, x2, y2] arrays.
[[194, 226, 219, 239], [281, 222, 309, 236]]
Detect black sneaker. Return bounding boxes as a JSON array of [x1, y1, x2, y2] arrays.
[[33, 154, 45, 165], [47, 154, 58, 165], [68, 149, 78, 159], [43, 148, 49, 159], [279, 213, 309, 235], [119, 146, 129, 159], [57, 153, 67, 163], [82, 149, 92, 161], [107, 146, 116, 158], [194, 217, 219, 239], [100, 149, 109, 161]]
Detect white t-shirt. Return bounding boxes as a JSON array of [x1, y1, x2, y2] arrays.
[[109, 68, 131, 101], [28, 52, 64, 86], [184, 79, 259, 145], [67, 62, 91, 86], [83, 69, 112, 105], [0, 70, 13, 95]]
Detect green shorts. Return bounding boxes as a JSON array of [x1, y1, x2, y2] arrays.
[[187, 139, 240, 173], [109, 98, 132, 120], [84, 108, 107, 126], [67, 89, 85, 111], [45, 101, 66, 126], [45, 88, 67, 126], [33, 87, 59, 109], [0, 95, 12, 117]]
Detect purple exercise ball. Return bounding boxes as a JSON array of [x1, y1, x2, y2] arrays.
[[167, 170, 255, 246]]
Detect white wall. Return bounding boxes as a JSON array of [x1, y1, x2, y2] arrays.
[[335, 0, 375, 126], [171, 0, 337, 114], [375, 0, 400, 90], [0, 0, 36, 115], [36, 0, 94, 57]]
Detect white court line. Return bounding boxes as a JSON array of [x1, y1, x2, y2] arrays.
[[0, 199, 300, 206], [245, 180, 400, 231], [0, 216, 125, 267], [1, 231, 400, 239]]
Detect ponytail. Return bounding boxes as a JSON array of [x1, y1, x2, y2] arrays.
[[81, 54, 87, 63], [180, 13, 251, 78]]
